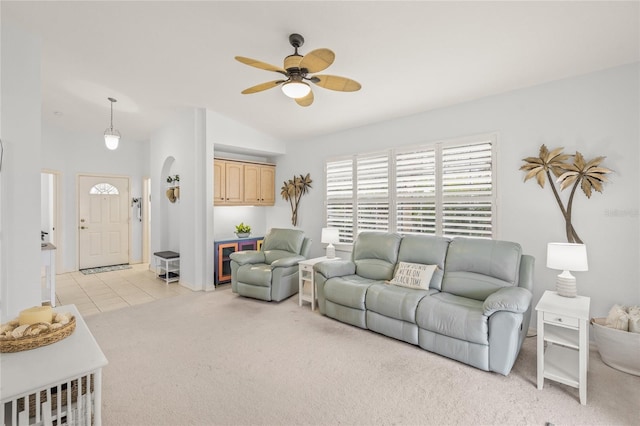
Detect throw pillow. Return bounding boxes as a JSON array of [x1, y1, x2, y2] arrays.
[[388, 262, 437, 290], [627, 306, 640, 334], [605, 304, 629, 331]]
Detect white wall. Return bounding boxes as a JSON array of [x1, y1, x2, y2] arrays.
[[270, 63, 640, 322], [151, 108, 213, 291], [41, 122, 150, 272], [0, 22, 42, 321]]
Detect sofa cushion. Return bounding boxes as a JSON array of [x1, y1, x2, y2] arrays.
[[324, 275, 377, 310], [388, 262, 437, 290], [442, 238, 522, 301], [366, 283, 431, 323], [236, 263, 271, 287], [416, 292, 488, 345], [352, 232, 402, 280], [397, 235, 450, 290], [262, 228, 305, 254]]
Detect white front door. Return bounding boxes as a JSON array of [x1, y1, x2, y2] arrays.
[[78, 175, 130, 269]]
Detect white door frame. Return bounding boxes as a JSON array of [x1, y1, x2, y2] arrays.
[[76, 173, 132, 271], [42, 169, 63, 273], [142, 176, 151, 264]]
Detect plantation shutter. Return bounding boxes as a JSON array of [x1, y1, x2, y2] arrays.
[[356, 153, 389, 233], [441, 141, 493, 237], [326, 159, 355, 243], [396, 148, 437, 235]]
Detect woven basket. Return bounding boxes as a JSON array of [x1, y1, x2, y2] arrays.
[[0, 316, 76, 353]]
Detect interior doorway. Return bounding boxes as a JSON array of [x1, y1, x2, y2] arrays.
[[77, 175, 130, 269]]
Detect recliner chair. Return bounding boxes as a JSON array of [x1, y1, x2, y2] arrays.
[[230, 228, 311, 302]]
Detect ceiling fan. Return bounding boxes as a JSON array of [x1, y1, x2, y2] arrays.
[[235, 33, 361, 107]]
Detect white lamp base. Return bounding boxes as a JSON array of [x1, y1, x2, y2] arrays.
[[556, 271, 577, 298], [326, 243, 336, 259]]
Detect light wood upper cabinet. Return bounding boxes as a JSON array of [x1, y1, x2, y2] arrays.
[[244, 164, 275, 206], [214, 160, 244, 205], [259, 165, 275, 205], [213, 161, 225, 203], [214, 159, 275, 206]]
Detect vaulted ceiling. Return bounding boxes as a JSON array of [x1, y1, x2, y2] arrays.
[[4, 1, 639, 142]]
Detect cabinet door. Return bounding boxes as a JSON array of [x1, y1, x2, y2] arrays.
[[225, 162, 244, 203], [217, 242, 238, 283], [259, 165, 276, 205], [213, 160, 225, 204], [243, 164, 261, 204]]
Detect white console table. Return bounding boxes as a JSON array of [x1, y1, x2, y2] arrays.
[[0, 304, 108, 425]]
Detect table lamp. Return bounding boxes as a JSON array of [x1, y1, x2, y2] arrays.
[[546, 242, 588, 297], [321, 228, 340, 259]]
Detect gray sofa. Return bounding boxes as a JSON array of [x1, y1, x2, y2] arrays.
[[315, 232, 534, 375], [230, 228, 311, 302]]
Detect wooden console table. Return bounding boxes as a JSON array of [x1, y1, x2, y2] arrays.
[[0, 305, 108, 425]]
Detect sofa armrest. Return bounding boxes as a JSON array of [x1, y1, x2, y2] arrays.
[[271, 255, 305, 268], [483, 287, 532, 316], [229, 250, 265, 265], [315, 260, 356, 279]]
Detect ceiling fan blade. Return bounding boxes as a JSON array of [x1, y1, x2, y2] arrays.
[[312, 75, 361, 92], [235, 56, 288, 76], [295, 91, 314, 107], [299, 48, 335, 73], [241, 80, 285, 94]]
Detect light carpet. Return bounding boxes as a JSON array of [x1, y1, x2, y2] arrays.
[[85, 288, 639, 425]]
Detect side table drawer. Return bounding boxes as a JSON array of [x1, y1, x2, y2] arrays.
[[543, 311, 579, 328], [299, 263, 314, 273]]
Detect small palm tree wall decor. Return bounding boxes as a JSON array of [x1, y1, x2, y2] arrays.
[[281, 173, 313, 226], [520, 144, 613, 243]]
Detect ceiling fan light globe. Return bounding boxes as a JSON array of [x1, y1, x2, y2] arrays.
[[281, 81, 311, 99], [104, 129, 120, 150]]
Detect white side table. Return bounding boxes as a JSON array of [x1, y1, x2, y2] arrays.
[[0, 304, 108, 425], [536, 290, 591, 405], [299, 256, 338, 310]]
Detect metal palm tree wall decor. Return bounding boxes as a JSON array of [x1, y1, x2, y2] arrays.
[[520, 145, 613, 243], [280, 173, 313, 226]]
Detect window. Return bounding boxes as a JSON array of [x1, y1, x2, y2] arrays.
[[89, 183, 119, 195], [325, 134, 496, 243]]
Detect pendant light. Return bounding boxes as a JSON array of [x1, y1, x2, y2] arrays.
[[104, 97, 120, 150]]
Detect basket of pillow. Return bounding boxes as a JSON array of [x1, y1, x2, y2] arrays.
[[591, 304, 640, 376]]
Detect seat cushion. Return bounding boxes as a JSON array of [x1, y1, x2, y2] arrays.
[[324, 275, 377, 310], [416, 293, 488, 345], [237, 263, 272, 287], [366, 283, 431, 323]]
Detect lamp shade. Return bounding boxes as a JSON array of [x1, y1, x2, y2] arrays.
[[321, 228, 339, 244], [546, 243, 588, 271], [281, 81, 311, 99]]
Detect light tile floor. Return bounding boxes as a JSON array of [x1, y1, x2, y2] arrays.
[[54, 263, 193, 317]]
